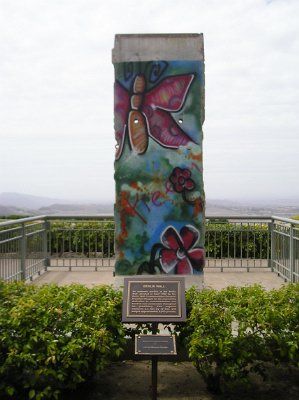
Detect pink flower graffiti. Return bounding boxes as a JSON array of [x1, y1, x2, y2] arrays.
[[159, 225, 204, 274]]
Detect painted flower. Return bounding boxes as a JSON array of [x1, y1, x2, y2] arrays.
[[169, 167, 195, 193], [159, 225, 204, 274]]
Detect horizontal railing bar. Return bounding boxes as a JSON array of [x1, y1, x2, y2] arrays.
[[272, 229, 291, 238], [48, 215, 272, 221], [25, 229, 45, 238], [1, 215, 297, 228], [0, 226, 21, 234], [205, 264, 269, 268], [272, 263, 290, 278], [0, 215, 47, 228], [24, 222, 44, 229], [0, 235, 23, 245], [272, 260, 289, 268], [52, 229, 114, 232], [206, 216, 272, 221], [45, 214, 114, 220], [206, 227, 268, 231], [0, 214, 279, 229], [25, 259, 45, 270], [272, 216, 299, 225], [4, 272, 21, 280]]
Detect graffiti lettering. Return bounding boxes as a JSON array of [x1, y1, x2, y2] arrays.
[[122, 193, 147, 224], [152, 191, 165, 207], [165, 180, 174, 194], [190, 162, 201, 172]]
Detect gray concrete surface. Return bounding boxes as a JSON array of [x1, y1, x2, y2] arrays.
[[33, 267, 285, 290], [112, 33, 204, 63]]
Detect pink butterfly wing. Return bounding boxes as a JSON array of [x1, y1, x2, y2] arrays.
[[142, 108, 191, 148], [142, 74, 195, 148], [114, 81, 130, 159], [143, 74, 194, 112]]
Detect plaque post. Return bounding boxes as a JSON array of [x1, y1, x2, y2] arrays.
[[152, 355, 158, 400], [151, 322, 158, 400], [122, 276, 187, 399]]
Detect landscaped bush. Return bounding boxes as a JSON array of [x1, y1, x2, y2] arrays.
[[0, 281, 125, 399], [180, 284, 299, 393], [2, 279, 297, 398]]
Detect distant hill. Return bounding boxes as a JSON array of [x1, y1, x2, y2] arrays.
[[206, 199, 299, 217], [0, 192, 298, 218], [0, 204, 33, 217], [0, 192, 113, 216], [0, 192, 62, 209], [39, 203, 113, 215]]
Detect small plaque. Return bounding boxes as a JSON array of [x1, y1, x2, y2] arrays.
[[135, 334, 177, 355], [122, 276, 186, 322]]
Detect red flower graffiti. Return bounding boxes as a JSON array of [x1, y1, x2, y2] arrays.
[[159, 225, 204, 274], [169, 167, 195, 193]]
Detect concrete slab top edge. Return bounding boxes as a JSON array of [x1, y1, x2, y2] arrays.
[[114, 33, 203, 38], [112, 33, 204, 63]]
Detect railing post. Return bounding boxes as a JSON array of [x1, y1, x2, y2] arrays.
[[269, 219, 274, 272], [20, 223, 26, 280], [290, 224, 294, 283], [43, 219, 50, 270]]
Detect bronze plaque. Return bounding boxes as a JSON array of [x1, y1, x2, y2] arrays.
[[122, 276, 186, 322], [135, 334, 177, 355]]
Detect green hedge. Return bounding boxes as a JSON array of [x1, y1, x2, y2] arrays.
[[49, 221, 115, 258], [0, 282, 125, 399], [1, 281, 297, 398], [205, 222, 269, 259], [180, 284, 299, 393], [48, 220, 270, 260]]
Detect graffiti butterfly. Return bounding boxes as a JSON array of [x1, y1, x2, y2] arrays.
[[114, 73, 195, 159]]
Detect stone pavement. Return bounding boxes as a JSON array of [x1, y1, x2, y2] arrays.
[[33, 267, 285, 290]]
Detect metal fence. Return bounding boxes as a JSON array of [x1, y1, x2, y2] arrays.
[[0, 216, 47, 282], [47, 215, 114, 270], [0, 215, 298, 282], [271, 216, 299, 283], [205, 217, 271, 270]]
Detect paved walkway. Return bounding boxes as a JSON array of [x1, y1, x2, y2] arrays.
[[33, 267, 285, 290], [70, 360, 299, 400]]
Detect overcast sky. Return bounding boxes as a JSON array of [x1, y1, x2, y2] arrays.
[[0, 0, 298, 203]]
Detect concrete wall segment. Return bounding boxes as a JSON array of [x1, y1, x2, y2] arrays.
[[112, 34, 205, 281]]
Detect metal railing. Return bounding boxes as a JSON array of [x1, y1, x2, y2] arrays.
[[46, 215, 114, 270], [271, 216, 299, 283], [205, 216, 271, 271], [0, 216, 48, 282], [0, 215, 298, 282]]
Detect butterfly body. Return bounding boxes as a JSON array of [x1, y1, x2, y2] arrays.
[[128, 75, 148, 154], [114, 72, 195, 159]]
